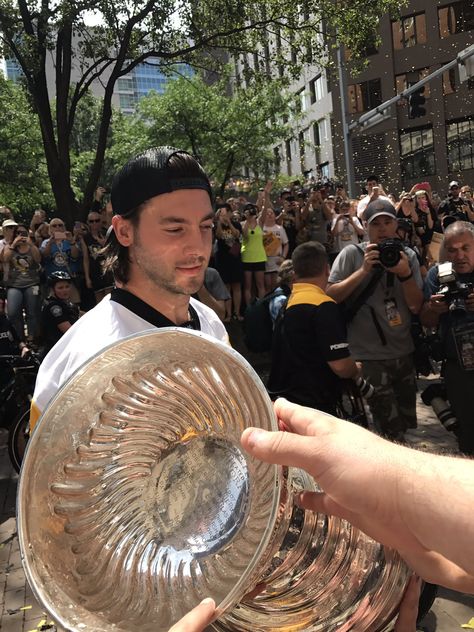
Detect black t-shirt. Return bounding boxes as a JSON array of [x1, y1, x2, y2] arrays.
[[41, 298, 79, 350], [267, 285, 350, 408]]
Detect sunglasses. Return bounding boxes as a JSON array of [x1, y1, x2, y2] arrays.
[[17, 231, 28, 236], [51, 223, 64, 228], [88, 219, 101, 223], [402, 197, 413, 202]]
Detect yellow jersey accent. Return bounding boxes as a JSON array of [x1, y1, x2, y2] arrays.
[[29, 401, 41, 432], [287, 283, 335, 309]]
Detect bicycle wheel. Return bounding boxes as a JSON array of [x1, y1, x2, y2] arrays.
[[8, 408, 30, 473]]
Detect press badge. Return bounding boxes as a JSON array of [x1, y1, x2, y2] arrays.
[[384, 298, 402, 327], [453, 321, 474, 371]]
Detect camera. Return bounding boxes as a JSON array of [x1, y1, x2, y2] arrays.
[[378, 238, 404, 268], [243, 203, 258, 217], [421, 383, 458, 432], [437, 261, 474, 313]]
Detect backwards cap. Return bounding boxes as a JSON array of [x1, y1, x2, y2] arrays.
[[111, 146, 212, 216]]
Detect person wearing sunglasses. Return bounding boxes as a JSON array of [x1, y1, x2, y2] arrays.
[[82, 211, 114, 304], [2, 223, 41, 341]]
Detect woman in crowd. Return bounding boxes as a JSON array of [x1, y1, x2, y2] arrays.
[[414, 189, 435, 255], [330, 199, 364, 260], [2, 223, 41, 341], [262, 208, 288, 293], [83, 211, 113, 305], [241, 203, 266, 306], [214, 203, 243, 321]]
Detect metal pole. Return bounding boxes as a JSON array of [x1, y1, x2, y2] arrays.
[[337, 45, 356, 198]]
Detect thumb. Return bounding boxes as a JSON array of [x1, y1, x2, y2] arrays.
[[168, 598, 216, 632], [241, 428, 321, 475]]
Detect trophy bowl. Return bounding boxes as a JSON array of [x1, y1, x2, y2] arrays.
[[17, 329, 409, 631]]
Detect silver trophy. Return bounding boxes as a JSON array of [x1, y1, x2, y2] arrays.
[[18, 329, 409, 631]]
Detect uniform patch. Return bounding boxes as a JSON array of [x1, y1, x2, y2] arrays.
[[51, 305, 63, 317]]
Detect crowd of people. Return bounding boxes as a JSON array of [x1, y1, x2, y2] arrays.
[[0, 148, 473, 630]]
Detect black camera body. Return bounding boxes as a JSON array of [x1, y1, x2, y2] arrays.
[[437, 262, 474, 313], [378, 238, 404, 268]]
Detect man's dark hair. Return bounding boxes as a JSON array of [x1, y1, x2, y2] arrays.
[[292, 241, 328, 278], [366, 174, 379, 183], [216, 202, 232, 213], [102, 151, 210, 284]]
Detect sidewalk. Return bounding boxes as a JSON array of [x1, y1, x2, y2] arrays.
[[1, 377, 473, 631]]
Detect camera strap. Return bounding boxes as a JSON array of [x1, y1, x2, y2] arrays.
[[343, 264, 385, 323]]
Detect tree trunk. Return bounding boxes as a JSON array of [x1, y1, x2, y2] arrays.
[[219, 153, 234, 198]]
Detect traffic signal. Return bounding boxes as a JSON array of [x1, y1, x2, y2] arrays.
[[409, 87, 426, 118]]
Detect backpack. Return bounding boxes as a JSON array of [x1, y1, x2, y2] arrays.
[[243, 287, 288, 353]]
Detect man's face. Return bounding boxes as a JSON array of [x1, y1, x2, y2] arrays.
[[3, 226, 15, 242], [368, 215, 397, 244], [367, 179, 378, 193], [118, 189, 214, 296], [450, 186, 460, 199], [87, 213, 102, 231], [444, 233, 474, 275]]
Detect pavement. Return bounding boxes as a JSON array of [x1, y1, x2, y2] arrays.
[[0, 329, 473, 630]]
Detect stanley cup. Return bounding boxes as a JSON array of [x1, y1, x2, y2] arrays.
[[18, 329, 409, 632]]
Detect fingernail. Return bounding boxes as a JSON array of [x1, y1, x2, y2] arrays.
[[245, 428, 267, 448], [200, 597, 215, 606]]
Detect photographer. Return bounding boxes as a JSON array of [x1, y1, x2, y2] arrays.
[[327, 199, 423, 441], [438, 181, 474, 224], [420, 221, 474, 456]]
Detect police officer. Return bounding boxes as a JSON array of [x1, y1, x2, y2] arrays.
[[40, 271, 79, 357], [420, 221, 474, 455]]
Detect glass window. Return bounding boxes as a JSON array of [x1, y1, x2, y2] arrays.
[[309, 75, 324, 104], [348, 79, 382, 114], [392, 13, 427, 49], [399, 126, 436, 181], [446, 118, 474, 172], [439, 1, 474, 38]]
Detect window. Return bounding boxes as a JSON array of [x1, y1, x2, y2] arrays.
[[309, 74, 325, 104], [447, 118, 474, 171], [399, 126, 436, 180], [348, 79, 382, 114], [439, 1, 474, 38], [392, 13, 427, 49], [443, 68, 457, 95], [395, 68, 431, 97], [318, 118, 328, 143], [295, 89, 307, 113]]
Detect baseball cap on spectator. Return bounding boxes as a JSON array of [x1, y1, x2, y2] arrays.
[[363, 198, 397, 224], [111, 146, 212, 217], [449, 181, 460, 189], [2, 219, 18, 229]]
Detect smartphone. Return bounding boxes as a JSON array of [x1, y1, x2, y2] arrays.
[[55, 231, 67, 240]]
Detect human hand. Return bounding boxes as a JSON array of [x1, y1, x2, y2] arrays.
[[168, 598, 216, 632], [95, 186, 106, 202], [386, 251, 411, 276], [362, 243, 380, 273], [393, 575, 421, 632], [466, 292, 474, 312], [241, 400, 439, 578]]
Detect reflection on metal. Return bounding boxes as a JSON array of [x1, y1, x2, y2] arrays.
[[18, 329, 409, 632]]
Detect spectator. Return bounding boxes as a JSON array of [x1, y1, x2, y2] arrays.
[[268, 259, 294, 325], [277, 193, 301, 257], [194, 267, 231, 322], [29, 209, 47, 236], [33, 222, 50, 248], [330, 199, 364, 258], [3, 223, 41, 341], [268, 241, 360, 416], [420, 221, 474, 455], [300, 188, 332, 246], [262, 208, 289, 293], [0, 218, 18, 263], [83, 211, 114, 304], [356, 175, 391, 220], [214, 203, 243, 321], [438, 181, 474, 223], [241, 203, 266, 306], [327, 199, 424, 441], [413, 190, 435, 251]]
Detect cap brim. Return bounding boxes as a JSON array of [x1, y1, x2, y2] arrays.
[[366, 211, 396, 223]]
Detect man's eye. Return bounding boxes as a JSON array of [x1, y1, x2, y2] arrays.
[[201, 224, 213, 231], [165, 227, 183, 233]]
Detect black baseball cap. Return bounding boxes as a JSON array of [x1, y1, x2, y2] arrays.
[[111, 146, 212, 216], [363, 198, 397, 224]]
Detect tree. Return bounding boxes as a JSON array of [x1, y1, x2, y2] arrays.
[[0, 74, 52, 214], [109, 74, 295, 195], [0, 0, 405, 225]]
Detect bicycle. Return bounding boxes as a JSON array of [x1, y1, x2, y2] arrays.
[[0, 352, 40, 472]]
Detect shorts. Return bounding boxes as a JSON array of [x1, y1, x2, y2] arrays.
[[265, 256, 281, 274], [242, 261, 266, 272]]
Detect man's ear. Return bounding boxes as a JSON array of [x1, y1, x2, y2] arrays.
[[112, 215, 134, 247]]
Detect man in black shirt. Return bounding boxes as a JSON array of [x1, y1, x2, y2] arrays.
[[267, 241, 360, 415], [40, 271, 79, 356]]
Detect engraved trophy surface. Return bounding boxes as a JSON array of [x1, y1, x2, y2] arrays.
[[17, 329, 409, 631]]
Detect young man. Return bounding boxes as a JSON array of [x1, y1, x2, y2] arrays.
[[31, 147, 227, 430], [327, 199, 423, 441]]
